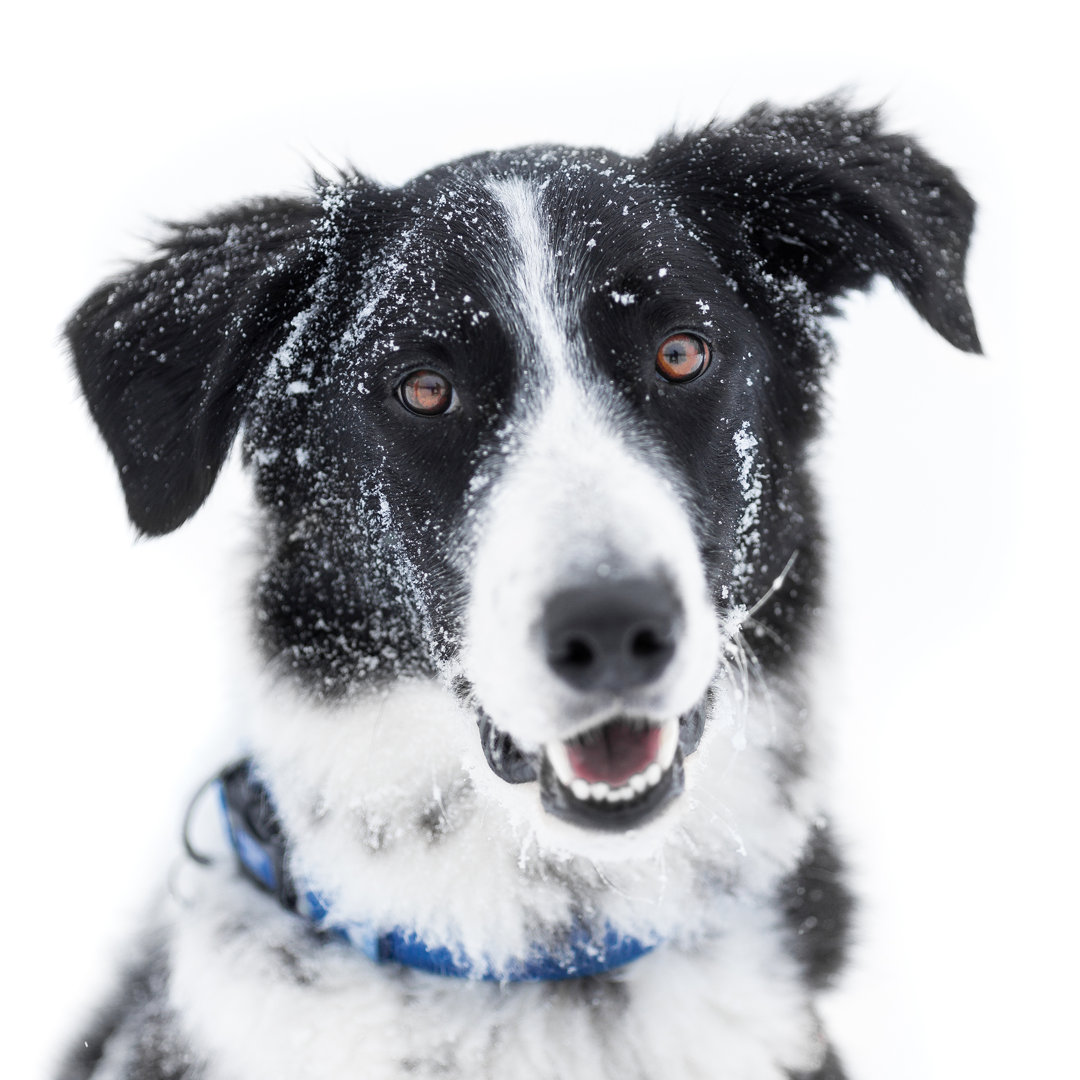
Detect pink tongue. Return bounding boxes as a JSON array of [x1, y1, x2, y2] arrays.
[[565, 722, 662, 787]]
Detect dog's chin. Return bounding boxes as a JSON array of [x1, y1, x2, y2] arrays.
[[477, 698, 709, 834]]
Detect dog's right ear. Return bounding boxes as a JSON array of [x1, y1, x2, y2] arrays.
[[68, 194, 330, 536]]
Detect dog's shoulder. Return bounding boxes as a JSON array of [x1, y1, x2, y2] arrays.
[[60, 927, 201, 1080]]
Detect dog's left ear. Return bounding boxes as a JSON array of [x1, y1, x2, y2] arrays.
[[642, 99, 981, 352]]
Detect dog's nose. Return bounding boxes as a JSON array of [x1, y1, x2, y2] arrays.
[[542, 579, 681, 693]]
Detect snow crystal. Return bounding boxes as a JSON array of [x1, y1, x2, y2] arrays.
[[732, 421, 764, 589]]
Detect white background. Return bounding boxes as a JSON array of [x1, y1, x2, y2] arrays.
[[2, 2, 1077, 1077]]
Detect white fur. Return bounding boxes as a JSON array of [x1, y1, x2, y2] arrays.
[[484, 177, 577, 377], [167, 866, 826, 1080]]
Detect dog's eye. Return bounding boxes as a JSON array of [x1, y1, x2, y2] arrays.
[[656, 334, 710, 382], [398, 370, 454, 416]]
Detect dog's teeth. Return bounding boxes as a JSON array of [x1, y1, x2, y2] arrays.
[[658, 719, 679, 769], [558, 722, 676, 805], [546, 740, 576, 787]]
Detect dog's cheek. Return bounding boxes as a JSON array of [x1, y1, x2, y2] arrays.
[[251, 512, 439, 698], [248, 405, 472, 698]]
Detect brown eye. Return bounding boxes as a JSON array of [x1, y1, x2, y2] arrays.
[[398, 370, 454, 415], [656, 333, 710, 382]]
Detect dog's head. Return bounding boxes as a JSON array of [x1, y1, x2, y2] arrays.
[[70, 101, 978, 852]]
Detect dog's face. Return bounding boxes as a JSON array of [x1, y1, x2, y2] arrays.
[[70, 102, 979, 853]]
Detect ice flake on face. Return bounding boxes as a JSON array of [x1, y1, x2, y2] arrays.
[[268, 305, 315, 377], [732, 421, 763, 590], [343, 235, 419, 345]]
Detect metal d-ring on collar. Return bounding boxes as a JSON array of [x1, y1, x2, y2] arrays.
[[206, 758, 660, 982]]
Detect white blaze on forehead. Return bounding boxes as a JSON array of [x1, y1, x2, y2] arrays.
[[486, 176, 578, 381]]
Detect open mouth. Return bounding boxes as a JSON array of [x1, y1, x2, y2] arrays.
[[540, 717, 683, 830], [478, 701, 708, 831]]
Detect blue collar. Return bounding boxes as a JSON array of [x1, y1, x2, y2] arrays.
[[214, 759, 659, 982]]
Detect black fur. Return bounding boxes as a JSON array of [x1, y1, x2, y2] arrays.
[[59, 936, 203, 1080], [779, 824, 855, 988], [644, 103, 980, 352], [788, 1046, 847, 1080], [69, 197, 328, 536]]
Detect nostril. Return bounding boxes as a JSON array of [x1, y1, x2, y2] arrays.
[[551, 635, 596, 671], [629, 625, 670, 659]]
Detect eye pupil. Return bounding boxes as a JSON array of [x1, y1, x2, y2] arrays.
[[656, 334, 710, 382], [400, 370, 453, 415]]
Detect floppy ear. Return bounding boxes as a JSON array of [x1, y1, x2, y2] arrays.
[[643, 99, 981, 353], [68, 194, 327, 535]]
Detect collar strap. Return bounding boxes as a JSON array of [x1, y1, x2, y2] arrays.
[[215, 759, 659, 982]]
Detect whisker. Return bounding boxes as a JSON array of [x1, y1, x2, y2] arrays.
[[745, 549, 799, 621], [740, 612, 788, 652], [712, 552, 801, 751]]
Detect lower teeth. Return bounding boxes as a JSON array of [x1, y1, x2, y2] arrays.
[[567, 763, 666, 805]]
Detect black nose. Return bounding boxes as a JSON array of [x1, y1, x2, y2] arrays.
[[543, 579, 681, 693]]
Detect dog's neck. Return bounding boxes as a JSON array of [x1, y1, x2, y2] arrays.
[[216, 757, 661, 981]]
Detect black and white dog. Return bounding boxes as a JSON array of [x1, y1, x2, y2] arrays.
[[63, 99, 978, 1080]]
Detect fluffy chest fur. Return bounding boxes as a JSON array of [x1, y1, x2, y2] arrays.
[[64, 99, 978, 1080], [166, 871, 821, 1080]]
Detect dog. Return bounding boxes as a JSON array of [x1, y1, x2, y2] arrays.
[[61, 98, 979, 1080]]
